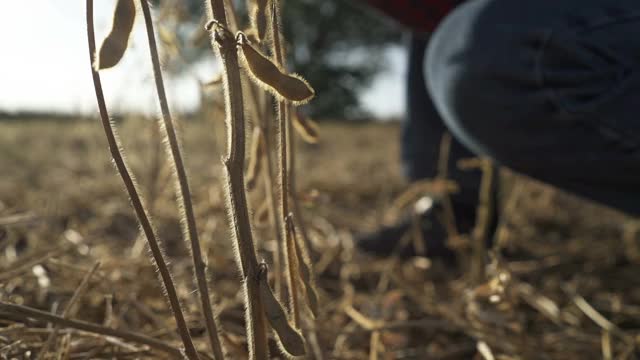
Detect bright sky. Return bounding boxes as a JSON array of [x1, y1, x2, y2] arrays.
[[0, 2, 405, 118]]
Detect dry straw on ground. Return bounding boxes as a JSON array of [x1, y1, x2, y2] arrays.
[[2, 117, 640, 359]]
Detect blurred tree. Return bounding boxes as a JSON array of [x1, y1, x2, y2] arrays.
[[281, 1, 402, 118], [155, 0, 402, 119]]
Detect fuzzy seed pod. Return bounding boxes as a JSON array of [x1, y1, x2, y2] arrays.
[[237, 33, 315, 105], [96, 0, 136, 70], [292, 111, 319, 144], [258, 264, 306, 357], [246, 126, 265, 190]]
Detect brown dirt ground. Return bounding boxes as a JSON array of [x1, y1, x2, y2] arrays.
[[1, 116, 639, 359]]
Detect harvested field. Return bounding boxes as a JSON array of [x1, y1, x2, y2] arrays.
[[1, 117, 639, 359]]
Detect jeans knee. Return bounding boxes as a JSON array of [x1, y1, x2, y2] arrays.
[[425, 0, 553, 164], [426, 0, 495, 158]]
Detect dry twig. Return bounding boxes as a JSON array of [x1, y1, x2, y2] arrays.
[[86, 1, 199, 357]]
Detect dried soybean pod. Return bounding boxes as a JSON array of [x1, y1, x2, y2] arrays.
[[286, 215, 319, 318], [246, 126, 265, 190], [250, 0, 270, 41], [292, 111, 319, 144], [258, 263, 306, 357], [97, 0, 136, 69], [237, 33, 315, 105]]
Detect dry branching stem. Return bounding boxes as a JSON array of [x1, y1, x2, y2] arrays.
[[287, 214, 319, 317], [204, 1, 269, 358], [0, 302, 184, 357], [437, 133, 460, 239], [269, 0, 301, 326], [471, 159, 495, 284], [241, 34, 285, 298], [288, 106, 315, 260], [139, 1, 225, 358], [86, 1, 199, 357]]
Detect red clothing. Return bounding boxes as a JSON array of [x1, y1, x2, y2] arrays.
[[365, 0, 461, 32]]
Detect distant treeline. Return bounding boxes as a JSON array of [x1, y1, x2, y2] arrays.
[[0, 111, 199, 122], [0, 111, 80, 122]]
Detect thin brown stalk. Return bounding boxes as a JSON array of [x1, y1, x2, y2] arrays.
[[264, 137, 285, 298], [470, 159, 495, 284], [204, 1, 269, 358], [250, 82, 285, 298], [573, 295, 631, 342], [288, 104, 314, 257], [285, 213, 301, 327], [241, 50, 285, 278], [232, 8, 285, 298], [144, 121, 164, 222], [369, 330, 380, 360], [222, 0, 239, 32], [86, 2, 199, 358], [242, 50, 285, 298], [270, 0, 301, 326], [290, 185, 314, 258], [139, 2, 225, 358], [436, 133, 460, 238], [262, 98, 286, 299], [37, 262, 101, 359], [0, 302, 183, 357], [239, 25, 283, 268]]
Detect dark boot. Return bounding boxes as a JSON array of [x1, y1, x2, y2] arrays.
[[356, 197, 478, 261]]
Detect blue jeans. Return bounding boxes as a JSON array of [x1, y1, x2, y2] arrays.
[[403, 33, 482, 212], [409, 0, 640, 215]]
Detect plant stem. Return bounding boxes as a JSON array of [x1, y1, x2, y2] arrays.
[[204, 1, 269, 359], [262, 119, 285, 298], [86, 2, 199, 358], [471, 159, 495, 284], [270, 0, 301, 327], [244, 58, 285, 298], [139, 2, 225, 358], [248, 74, 285, 298], [248, 81, 285, 298], [288, 105, 315, 259]]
